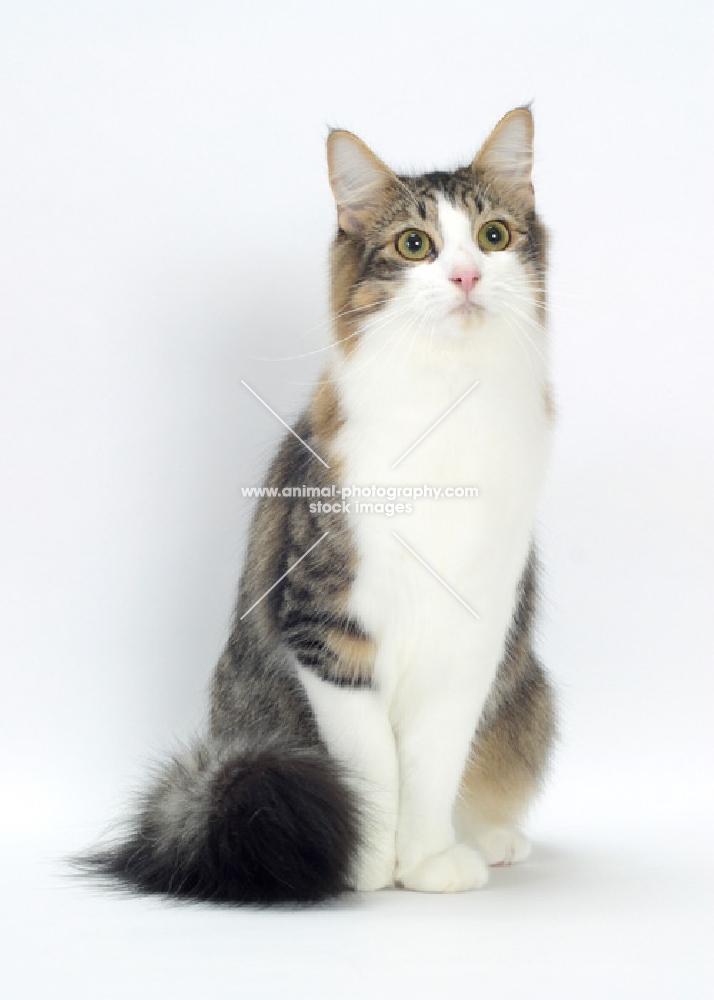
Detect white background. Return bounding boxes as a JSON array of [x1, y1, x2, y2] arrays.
[[1, 1, 712, 997]]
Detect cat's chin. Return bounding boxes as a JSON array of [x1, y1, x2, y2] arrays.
[[447, 302, 488, 331]]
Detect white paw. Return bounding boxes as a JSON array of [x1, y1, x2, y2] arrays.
[[397, 844, 489, 893], [476, 826, 531, 866], [352, 854, 396, 892]]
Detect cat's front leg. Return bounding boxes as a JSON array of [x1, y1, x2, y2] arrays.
[[393, 684, 489, 893]]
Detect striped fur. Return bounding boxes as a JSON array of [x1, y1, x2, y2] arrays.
[[77, 108, 556, 904]]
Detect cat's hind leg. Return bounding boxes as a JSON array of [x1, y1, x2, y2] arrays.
[[454, 654, 555, 866]]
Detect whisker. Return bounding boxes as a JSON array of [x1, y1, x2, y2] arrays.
[[500, 308, 549, 369], [284, 302, 418, 386], [252, 292, 418, 363]]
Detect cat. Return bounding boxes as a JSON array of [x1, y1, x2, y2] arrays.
[[80, 107, 556, 903]]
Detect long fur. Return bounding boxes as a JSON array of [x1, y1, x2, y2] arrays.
[[76, 738, 361, 904], [77, 108, 556, 904]]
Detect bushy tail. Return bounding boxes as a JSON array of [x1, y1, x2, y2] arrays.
[[76, 738, 360, 904]]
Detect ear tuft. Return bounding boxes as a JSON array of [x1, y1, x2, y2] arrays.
[[473, 108, 534, 192], [326, 131, 396, 236]]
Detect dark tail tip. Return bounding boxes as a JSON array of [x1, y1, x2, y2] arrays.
[[75, 744, 361, 905]]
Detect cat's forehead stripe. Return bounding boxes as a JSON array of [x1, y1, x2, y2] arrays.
[[436, 196, 476, 250], [404, 171, 486, 218]]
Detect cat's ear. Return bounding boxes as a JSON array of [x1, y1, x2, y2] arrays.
[[327, 130, 397, 236], [472, 108, 534, 206]]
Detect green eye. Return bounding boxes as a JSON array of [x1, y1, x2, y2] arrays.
[[477, 221, 511, 252], [396, 229, 432, 261]]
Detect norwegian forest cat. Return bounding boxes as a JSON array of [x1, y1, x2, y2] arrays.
[[82, 107, 556, 902]]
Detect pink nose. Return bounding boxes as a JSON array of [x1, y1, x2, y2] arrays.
[[450, 267, 481, 294]]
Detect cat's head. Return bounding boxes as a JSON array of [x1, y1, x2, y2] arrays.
[[326, 108, 547, 354]]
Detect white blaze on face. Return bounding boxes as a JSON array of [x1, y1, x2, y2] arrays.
[[435, 195, 482, 278], [394, 194, 537, 331]]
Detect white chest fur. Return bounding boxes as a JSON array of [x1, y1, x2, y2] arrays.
[[305, 114, 552, 892], [334, 309, 550, 715]]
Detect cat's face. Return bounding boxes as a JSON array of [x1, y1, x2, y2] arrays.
[[327, 109, 547, 352]]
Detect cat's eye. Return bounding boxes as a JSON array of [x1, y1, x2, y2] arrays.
[[477, 221, 511, 252], [396, 229, 433, 261]]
